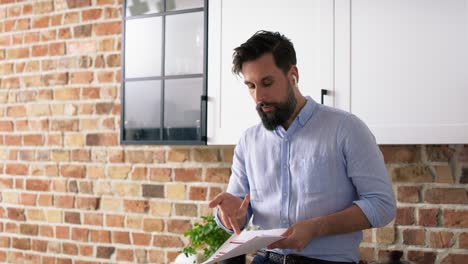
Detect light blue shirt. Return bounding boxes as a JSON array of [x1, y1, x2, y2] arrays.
[[215, 97, 396, 263]]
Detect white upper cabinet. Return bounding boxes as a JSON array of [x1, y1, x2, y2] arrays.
[[334, 0, 468, 144], [207, 0, 333, 145]]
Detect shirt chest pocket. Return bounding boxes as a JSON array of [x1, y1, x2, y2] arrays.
[[293, 156, 334, 194]]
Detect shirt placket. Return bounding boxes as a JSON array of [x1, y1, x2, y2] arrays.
[[280, 136, 290, 228]]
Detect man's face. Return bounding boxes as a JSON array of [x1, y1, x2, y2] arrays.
[[241, 53, 297, 130]]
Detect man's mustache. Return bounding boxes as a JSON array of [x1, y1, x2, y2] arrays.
[[257, 102, 276, 108]]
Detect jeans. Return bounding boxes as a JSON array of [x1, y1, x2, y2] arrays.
[[251, 255, 275, 264]]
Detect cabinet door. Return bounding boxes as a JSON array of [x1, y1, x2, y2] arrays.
[[335, 0, 468, 144], [207, 0, 333, 144]]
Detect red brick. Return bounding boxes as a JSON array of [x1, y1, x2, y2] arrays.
[[112, 231, 130, 244], [55, 195, 75, 208], [418, 208, 439, 227], [20, 193, 36, 206], [189, 186, 208, 200], [205, 168, 230, 183], [167, 219, 191, 234], [70, 71, 93, 84], [125, 150, 153, 163], [63, 242, 78, 255], [153, 235, 183, 247], [1, 77, 20, 89], [148, 250, 165, 263], [407, 251, 437, 264], [71, 228, 89, 242], [82, 9, 102, 21], [426, 145, 456, 162], [84, 213, 102, 226], [6, 48, 29, 59], [175, 203, 197, 217], [96, 246, 115, 259], [32, 16, 49, 28], [124, 199, 149, 213], [116, 249, 134, 262], [25, 179, 50, 192], [64, 212, 81, 224], [43, 73, 68, 86], [12, 238, 30, 250], [143, 218, 164, 232], [5, 135, 21, 145], [86, 133, 118, 146], [32, 240, 47, 252], [51, 119, 78, 131], [80, 245, 93, 257], [403, 228, 425, 245], [150, 168, 171, 182], [132, 233, 152, 246], [76, 197, 100, 210], [443, 209, 468, 228], [0, 121, 13, 131], [82, 87, 100, 99], [20, 224, 38, 236], [94, 21, 121, 35], [424, 188, 467, 204], [7, 208, 25, 221], [106, 214, 124, 227], [460, 232, 468, 249], [441, 254, 468, 264], [7, 106, 26, 117], [32, 44, 48, 57], [67, 0, 91, 8], [91, 230, 110, 243], [395, 207, 414, 225], [174, 168, 202, 182], [430, 231, 454, 248], [23, 134, 44, 146], [39, 226, 53, 237], [60, 165, 85, 178]]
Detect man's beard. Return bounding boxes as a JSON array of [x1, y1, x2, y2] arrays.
[[256, 83, 297, 130]]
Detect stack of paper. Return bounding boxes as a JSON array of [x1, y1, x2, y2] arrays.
[[202, 229, 286, 264]]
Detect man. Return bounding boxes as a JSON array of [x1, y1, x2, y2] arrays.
[[208, 31, 396, 264]]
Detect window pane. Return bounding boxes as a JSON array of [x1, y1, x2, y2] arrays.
[[125, 17, 162, 78], [165, 12, 204, 75], [166, 0, 204, 11], [164, 78, 203, 140], [124, 80, 162, 141], [126, 0, 163, 16]]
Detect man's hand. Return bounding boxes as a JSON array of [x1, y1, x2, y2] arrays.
[[208, 192, 250, 235], [267, 219, 319, 252]]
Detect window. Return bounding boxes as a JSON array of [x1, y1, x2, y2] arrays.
[[122, 0, 207, 144]]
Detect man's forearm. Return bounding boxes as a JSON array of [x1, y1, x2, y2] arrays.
[[307, 204, 371, 238]]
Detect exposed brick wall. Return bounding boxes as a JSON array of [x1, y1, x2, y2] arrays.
[[0, 1, 466, 264]]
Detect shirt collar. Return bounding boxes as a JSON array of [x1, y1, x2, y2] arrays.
[[273, 96, 318, 135], [296, 96, 317, 127]]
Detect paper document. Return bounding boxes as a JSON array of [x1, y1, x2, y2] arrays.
[[202, 228, 286, 264]]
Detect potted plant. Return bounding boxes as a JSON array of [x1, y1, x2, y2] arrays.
[[181, 215, 246, 264]]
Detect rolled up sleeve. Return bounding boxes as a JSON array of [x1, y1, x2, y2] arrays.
[[339, 114, 396, 227]]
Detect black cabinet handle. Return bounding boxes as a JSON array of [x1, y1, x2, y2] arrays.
[[321, 89, 328, 104]]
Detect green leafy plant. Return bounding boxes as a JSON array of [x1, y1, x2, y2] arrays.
[[182, 215, 231, 261]]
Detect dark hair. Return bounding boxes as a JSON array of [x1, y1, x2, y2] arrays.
[[232, 30, 296, 75]]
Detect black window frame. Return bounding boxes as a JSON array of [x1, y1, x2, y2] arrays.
[[121, 0, 208, 145]]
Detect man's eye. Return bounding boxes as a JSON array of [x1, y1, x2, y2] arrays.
[[263, 81, 272, 87], [247, 84, 255, 89]]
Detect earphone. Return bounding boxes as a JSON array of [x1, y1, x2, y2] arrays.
[[292, 75, 297, 86]]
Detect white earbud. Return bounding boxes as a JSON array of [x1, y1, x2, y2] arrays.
[[292, 75, 297, 86]]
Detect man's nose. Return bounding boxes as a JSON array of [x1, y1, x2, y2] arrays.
[[255, 86, 266, 103]]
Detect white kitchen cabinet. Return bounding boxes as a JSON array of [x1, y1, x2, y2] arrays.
[[334, 0, 468, 144], [207, 0, 334, 144]]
